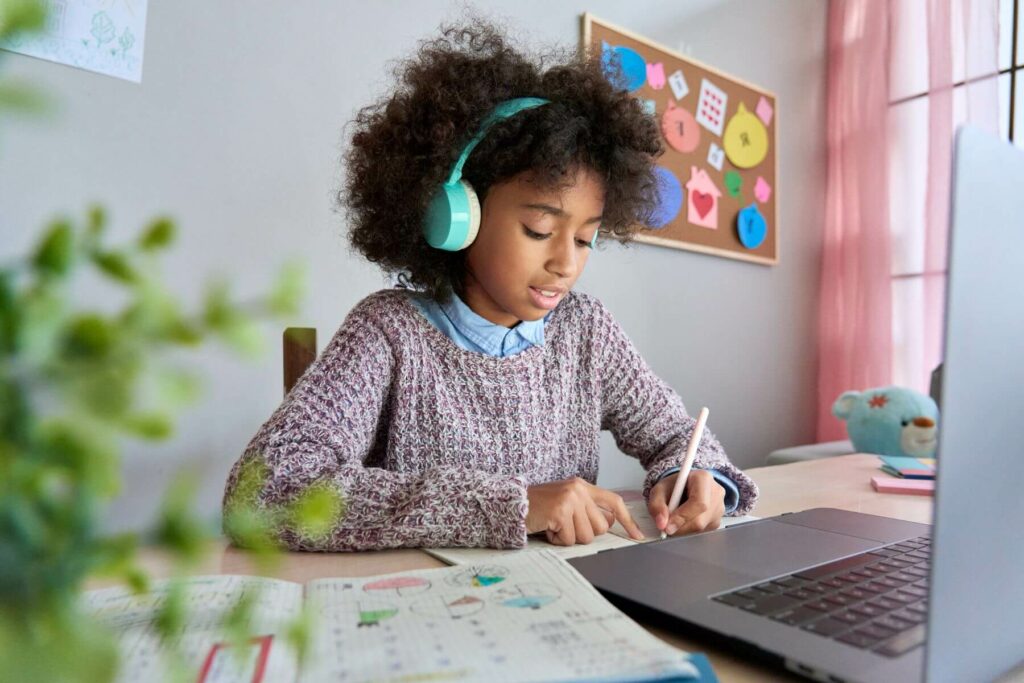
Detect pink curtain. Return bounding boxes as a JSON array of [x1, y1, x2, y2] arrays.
[[817, 0, 1000, 441], [817, 0, 894, 441]]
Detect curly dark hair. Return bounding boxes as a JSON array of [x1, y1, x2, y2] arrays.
[[340, 17, 663, 300]]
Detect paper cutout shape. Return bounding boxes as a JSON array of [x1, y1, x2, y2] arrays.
[[723, 103, 769, 169], [600, 41, 647, 92], [646, 62, 666, 90], [660, 101, 700, 153], [754, 176, 772, 203], [685, 167, 722, 229], [707, 143, 725, 171], [668, 69, 689, 100], [640, 98, 656, 116], [724, 171, 743, 199], [737, 204, 767, 249], [695, 79, 728, 137], [756, 96, 774, 126], [648, 166, 684, 228]]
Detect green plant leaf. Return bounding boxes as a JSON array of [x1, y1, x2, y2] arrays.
[[91, 251, 139, 284], [61, 314, 116, 360], [0, 81, 48, 114], [31, 220, 74, 277], [119, 412, 173, 440], [137, 217, 175, 252], [0, 0, 47, 40], [266, 261, 305, 316], [288, 484, 344, 541]]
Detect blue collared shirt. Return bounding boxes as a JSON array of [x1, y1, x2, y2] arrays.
[[409, 291, 739, 513]]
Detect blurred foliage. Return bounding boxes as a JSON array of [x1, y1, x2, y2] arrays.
[[0, 1, 344, 680]]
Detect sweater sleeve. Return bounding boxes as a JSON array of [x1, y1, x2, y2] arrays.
[[594, 300, 759, 516], [222, 298, 529, 551]]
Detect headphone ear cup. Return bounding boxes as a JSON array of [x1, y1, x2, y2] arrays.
[[461, 180, 481, 249], [423, 180, 480, 251]]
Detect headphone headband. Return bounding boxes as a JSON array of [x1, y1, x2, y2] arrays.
[[445, 97, 551, 185]]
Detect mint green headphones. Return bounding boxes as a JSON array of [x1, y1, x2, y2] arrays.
[[423, 97, 551, 251]]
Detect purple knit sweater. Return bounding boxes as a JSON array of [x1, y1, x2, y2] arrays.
[[223, 289, 759, 551]]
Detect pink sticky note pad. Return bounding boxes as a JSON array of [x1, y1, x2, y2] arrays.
[[871, 476, 935, 496], [756, 96, 773, 126]]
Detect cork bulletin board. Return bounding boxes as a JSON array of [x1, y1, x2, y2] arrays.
[[581, 13, 778, 265]]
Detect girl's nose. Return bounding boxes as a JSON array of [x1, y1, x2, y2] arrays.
[[546, 238, 578, 278]]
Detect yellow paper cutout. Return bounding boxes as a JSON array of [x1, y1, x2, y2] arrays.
[[722, 103, 768, 169]]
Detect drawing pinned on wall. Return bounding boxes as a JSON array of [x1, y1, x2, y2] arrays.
[[0, 1, 149, 83], [723, 103, 769, 169], [707, 142, 725, 171], [756, 95, 774, 126], [668, 69, 689, 100], [754, 176, 772, 203], [737, 204, 768, 249], [646, 61, 666, 90], [695, 78, 728, 136], [661, 101, 700, 153], [600, 40, 646, 91], [724, 170, 743, 200], [648, 165, 684, 229], [686, 166, 721, 229]]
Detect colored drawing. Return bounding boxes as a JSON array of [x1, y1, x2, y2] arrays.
[[646, 62, 666, 90], [724, 171, 743, 199], [723, 103, 769, 169], [411, 594, 485, 619], [446, 566, 509, 588], [695, 79, 728, 137], [685, 167, 722, 230], [648, 166, 684, 229], [364, 577, 431, 596], [357, 602, 399, 627], [756, 95, 774, 126], [668, 69, 689, 100], [492, 583, 561, 610], [707, 143, 725, 172], [661, 102, 700, 154], [600, 41, 647, 91], [737, 204, 768, 249], [754, 176, 772, 203]]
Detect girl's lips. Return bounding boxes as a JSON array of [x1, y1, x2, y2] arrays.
[[528, 286, 563, 310]]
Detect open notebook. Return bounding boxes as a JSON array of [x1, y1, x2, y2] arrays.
[[427, 489, 759, 565], [84, 550, 707, 682]]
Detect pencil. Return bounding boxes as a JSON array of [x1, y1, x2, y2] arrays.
[[660, 406, 710, 540]]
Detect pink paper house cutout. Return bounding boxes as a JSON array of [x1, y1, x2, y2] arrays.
[[686, 166, 722, 229]]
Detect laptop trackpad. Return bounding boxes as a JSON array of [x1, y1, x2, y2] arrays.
[[651, 518, 881, 584]]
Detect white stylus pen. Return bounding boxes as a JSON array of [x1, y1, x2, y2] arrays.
[[660, 406, 710, 540]]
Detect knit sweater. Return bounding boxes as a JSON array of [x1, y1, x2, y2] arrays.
[[222, 289, 759, 551]]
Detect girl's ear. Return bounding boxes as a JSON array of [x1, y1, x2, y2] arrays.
[[832, 391, 861, 420]]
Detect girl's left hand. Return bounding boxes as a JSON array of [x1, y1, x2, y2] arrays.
[[648, 469, 726, 536]]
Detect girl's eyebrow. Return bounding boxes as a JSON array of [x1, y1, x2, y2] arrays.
[[520, 202, 603, 225]]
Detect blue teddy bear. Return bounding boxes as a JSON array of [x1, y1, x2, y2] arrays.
[[832, 386, 940, 458]]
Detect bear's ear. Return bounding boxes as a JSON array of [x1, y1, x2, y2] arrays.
[[832, 391, 861, 420]]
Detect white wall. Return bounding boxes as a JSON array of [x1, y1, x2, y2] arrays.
[[0, 0, 828, 533]]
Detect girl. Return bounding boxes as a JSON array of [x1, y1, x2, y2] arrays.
[[223, 20, 758, 551]]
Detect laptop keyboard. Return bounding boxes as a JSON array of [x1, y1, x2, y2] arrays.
[[712, 535, 931, 657]]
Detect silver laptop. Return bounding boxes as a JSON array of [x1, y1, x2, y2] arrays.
[[569, 126, 1024, 683]]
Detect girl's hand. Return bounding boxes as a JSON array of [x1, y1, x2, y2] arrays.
[[526, 478, 645, 546], [648, 469, 726, 536]]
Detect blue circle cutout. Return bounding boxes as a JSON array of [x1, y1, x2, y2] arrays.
[[737, 204, 767, 249], [601, 42, 647, 92], [648, 166, 683, 229]]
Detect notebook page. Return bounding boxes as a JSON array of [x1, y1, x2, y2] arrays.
[[84, 575, 302, 683], [300, 550, 699, 683], [607, 492, 761, 540], [425, 528, 637, 565]]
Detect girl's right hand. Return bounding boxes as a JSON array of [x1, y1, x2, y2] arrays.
[[525, 478, 645, 546]]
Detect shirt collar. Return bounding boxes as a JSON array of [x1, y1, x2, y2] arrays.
[[440, 291, 547, 356]]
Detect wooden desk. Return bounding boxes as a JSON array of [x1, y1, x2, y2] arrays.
[[123, 455, 1022, 682]]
